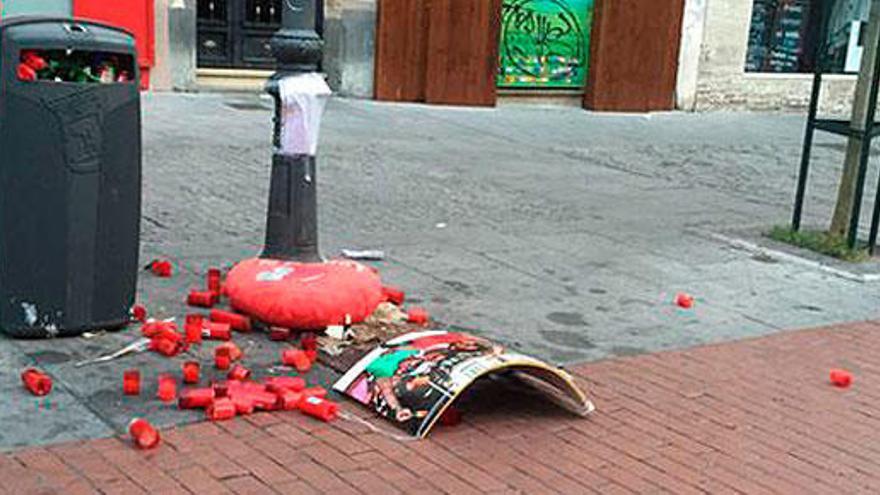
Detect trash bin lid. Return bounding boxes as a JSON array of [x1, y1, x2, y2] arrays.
[[0, 17, 135, 55]]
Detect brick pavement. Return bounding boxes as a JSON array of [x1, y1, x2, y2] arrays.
[[4, 320, 880, 494]]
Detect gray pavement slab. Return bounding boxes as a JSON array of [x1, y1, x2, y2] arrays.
[[2, 93, 880, 449]]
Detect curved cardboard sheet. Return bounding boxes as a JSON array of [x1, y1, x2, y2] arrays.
[[333, 330, 594, 438]]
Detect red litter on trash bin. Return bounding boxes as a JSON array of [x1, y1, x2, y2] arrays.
[[407, 307, 429, 325], [675, 292, 695, 309], [21, 368, 52, 396], [182, 361, 200, 384], [185, 314, 204, 344], [382, 285, 405, 306], [228, 364, 251, 381], [203, 322, 231, 341], [17, 63, 36, 81], [282, 349, 312, 372], [157, 374, 177, 402], [830, 369, 853, 388], [206, 398, 236, 421], [210, 309, 251, 332], [207, 268, 222, 296], [187, 290, 215, 308], [123, 370, 141, 396], [299, 396, 338, 422], [129, 418, 160, 449], [149, 260, 173, 278]]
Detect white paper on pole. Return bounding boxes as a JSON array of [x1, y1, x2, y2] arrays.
[[278, 73, 332, 156]]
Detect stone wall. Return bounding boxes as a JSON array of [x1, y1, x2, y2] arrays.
[[691, 0, 857, 112], [323, 0, 377, 98]]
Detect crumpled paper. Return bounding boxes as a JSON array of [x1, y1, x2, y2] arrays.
[[278, 73, 332, 156]]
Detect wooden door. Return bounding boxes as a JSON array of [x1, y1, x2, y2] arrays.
[[374, 0, 501, 107], [424, 0, 501, 106], [584, 0, 685, 112], [197, 0, 281, 69], [374, 0, 430, 102]]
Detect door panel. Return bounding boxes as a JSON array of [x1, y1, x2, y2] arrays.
[[584, 0, 685, 112], [374, 0, 430, 102], [197, 0, 279, 69]]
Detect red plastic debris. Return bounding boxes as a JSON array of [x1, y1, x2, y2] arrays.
[[206, 398, 236, 421], [141, 320, 178, 338], [675, 292, 695, 309], [439, 406, 463, 427], [17, 63, 36, 81], [131, 304, 147, 323], [302, 386, 327, 400], [232, 394, 255, 415], [187, 290, 215, 308], [277, 389, 304, 411], [299, 396, 338, 422], [21, 51, 48, 71], [382, 285, 405, 306], [215, 347, 231, 370], [149, 260, 173, 278], [300, 333, 318, 352], [150, 336, 183, 357], [265, 376, 306, 393], [203, 322, 231, 341], [830, 369, 853, 388], [179, 388, 215, 409], [123, 370, 141, 396], [234, 388, 279, 411], [210, 309, 251, 332], [129, 418, 161, 449], [407, 307, 430, 325], [207, 268, 223, 297], [228, 364, 251, 381], [217, 342, 243, 361], [184, 314, 204, 344], [157, 374, 177, 403], [282, 349, 312, 372], [182, 361, 200, 384], [213, 381, 229, 398], [21, 368, 52, 396], [269, 327, 291, 341]]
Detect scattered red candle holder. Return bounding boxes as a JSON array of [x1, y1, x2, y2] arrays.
[[184, 314, 204, 344], [129, 418, 161, 449], [299, 396, 338, 422], [157, 374, 177, 403], [182, 361, 200, 384], [282, 349, 312, 372], [21, 368, 52, 396], [123, 369, 141, 396]]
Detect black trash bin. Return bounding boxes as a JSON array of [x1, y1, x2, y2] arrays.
[[0, 17, 141, 338]]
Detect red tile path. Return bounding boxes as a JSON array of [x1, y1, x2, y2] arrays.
[[5, 320, 880, 494]]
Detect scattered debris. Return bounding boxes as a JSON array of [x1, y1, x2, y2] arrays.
[[326, 325, 350, 340], [131, 304, 147, 323], [210, 309, 251, 332], [407, 307, 430, 326], [299, 395, 339, 422], [179, 388, 215, 409], [269, 327, 291, 341], [21, 368, 52, 396], [435, 222, 447, 229], [75, 337, 150, 367], [282, 349, 313, 372], [187, 290, 216, 308], [157, 374, 177, 402], [217, 342, 243, 361], [215, 347, 231, 370], [830, 369, 853, 388], [207, 268, 223, 297], [147, 260, 173, 278], [206, 397, 236, 421], [185, 314, 204, 344], [203, 322, 232, 341], [182, 361, 200, 384], [341, 249, 385, 261], [128, 418, 161, 449], [228, 364, 251, 381], [675, 292, 695, 309], [123, 370, 141, 396], [382, 286, 406, 306]]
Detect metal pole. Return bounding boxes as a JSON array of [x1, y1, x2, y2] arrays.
[[260, 0, 324, 262]]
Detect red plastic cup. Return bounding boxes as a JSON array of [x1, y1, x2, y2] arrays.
[[131, 304, 147, 323], [228, 364, 251, 381], [675, 292, 695, 309], [203, 322, 231, 341], [300, 333, 318, 352], [182, 361, 200, 384], [277, 390, 304, 411], [184, 314, 204, 344], [265, 376, 306, 393], [129, 418, 161, 449], [207, 268, 222, 296], [123, 369, 141, 396], [830, 369, 853, 388], [382, 285, 406, 306], [299, 396, 338, 422], [210, 309, 251, 332], [215, 347, 231, 370], [178, 388, 215, 409], [269, 327, 291, 341], [407, 307, 429, 325], [206, 398, 237, 421], [282, 349, 312, 372], [232, 394, 255, 415], [157, 374, 177, 402], [150, 260, 173, 278], [21, 368, 52, 396], [187, 290, 215, 308]]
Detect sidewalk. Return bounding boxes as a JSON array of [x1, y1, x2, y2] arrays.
[[5, 320, 878, 494]]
